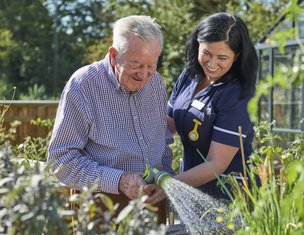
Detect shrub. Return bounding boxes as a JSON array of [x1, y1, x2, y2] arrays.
[[0, 102, 165, 234], [0, 150, 70, 234]]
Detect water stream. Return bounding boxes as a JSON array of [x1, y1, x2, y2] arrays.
[[163, 178, 240, 235]]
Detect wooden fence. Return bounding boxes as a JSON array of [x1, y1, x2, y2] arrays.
[[0, 100, 59, 143]]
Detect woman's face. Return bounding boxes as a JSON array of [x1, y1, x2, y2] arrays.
[[198, 41, 237, 82]]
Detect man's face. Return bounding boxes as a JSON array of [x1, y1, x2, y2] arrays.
[[109, 36, 161, 92]]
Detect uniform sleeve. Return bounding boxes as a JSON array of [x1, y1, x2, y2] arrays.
[[212, 85, 254, 148], [47, 79, 123, 194]]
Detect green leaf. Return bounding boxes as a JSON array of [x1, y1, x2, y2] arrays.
[[115, 204, 133, 223], [0, 177, 14, 187], [97, 193, 114, 211]]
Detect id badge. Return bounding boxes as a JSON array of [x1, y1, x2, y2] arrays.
[[191, 99, 205, 110]]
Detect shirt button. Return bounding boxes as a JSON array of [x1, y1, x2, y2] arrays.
[[139, 137, 143, 140], [134, 116, 138, 120]]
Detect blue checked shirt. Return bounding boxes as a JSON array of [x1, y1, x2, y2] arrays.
[[47, 54, 173, 194]]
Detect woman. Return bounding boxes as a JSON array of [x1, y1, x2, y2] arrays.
[[167, 13, 259, 200]]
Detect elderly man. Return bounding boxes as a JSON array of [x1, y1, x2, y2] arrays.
[[47, 15, 174, 224]]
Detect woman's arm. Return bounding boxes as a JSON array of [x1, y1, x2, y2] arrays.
[[174, 141, 238, 186], [167, 116, 177, 136]]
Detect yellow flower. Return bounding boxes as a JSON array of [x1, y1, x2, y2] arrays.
[[227, 223, 235, 230], [217, 207, 225, 213], [216, 216, 224, 223]]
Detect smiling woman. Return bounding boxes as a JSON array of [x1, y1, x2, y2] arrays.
[[167, 12, 260, 200]]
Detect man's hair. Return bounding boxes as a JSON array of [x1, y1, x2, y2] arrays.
[[112, 15, 163, 57]]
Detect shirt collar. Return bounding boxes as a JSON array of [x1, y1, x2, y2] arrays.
[[104, 53, 121, 91]]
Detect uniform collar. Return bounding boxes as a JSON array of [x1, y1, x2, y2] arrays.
[[212, 82, 225, 87]]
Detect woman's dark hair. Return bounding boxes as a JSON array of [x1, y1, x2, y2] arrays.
[[185, 12, 258, 98]]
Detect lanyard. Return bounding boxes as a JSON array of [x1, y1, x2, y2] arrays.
[[181, 84, 219, 143]]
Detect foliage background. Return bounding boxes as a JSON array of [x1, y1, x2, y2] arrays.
[[0, 0, 289, 99]]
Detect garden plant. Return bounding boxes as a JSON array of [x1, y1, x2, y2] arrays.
[[226, 121, 304, 235], [0, 102, 166, 235], [1, 94, 304, 235]]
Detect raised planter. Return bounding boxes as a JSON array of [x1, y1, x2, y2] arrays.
[[166, 224, 188, 235]]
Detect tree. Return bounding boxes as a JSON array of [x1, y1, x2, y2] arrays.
[[0, 29, 16, 97], [226, 0, 290, 42], [0, 0, 292, 98], [0, 0, 54, 98]]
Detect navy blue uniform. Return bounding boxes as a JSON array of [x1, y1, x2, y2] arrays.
[[168, 69, 256, 199]]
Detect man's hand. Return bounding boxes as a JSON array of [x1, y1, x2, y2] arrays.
[[119, 172, 146, 199], [143, 184, 166, 204]]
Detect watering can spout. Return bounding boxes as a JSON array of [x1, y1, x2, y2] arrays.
[[143, 164, 172, 188]]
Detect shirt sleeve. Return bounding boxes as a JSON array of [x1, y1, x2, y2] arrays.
[[212, 84, 254, 148], [161, 128, 176, 175], [167, 68, 189, 118], [47, 79, 123, 194], [155, 74, 175, 175]]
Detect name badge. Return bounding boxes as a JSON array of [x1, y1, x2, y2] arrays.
[[191, 100, 205, 110]]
